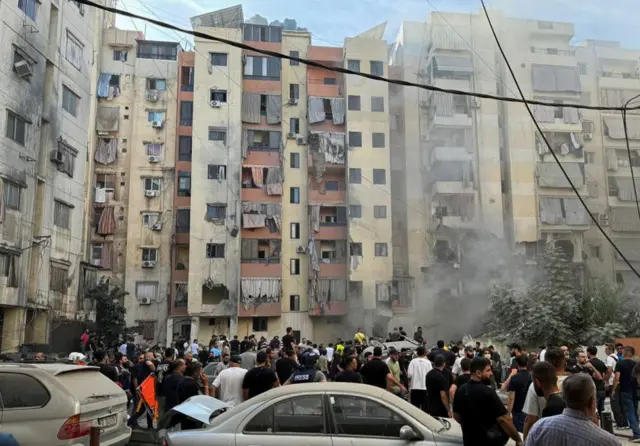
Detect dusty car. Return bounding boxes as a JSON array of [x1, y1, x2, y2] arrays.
[[163, 382, 464, 445]]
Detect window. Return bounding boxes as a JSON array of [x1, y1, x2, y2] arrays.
[[142, 212, 161, 228], [289, 83, 300, 100], [210, 89, 228, 103], [0, 373, 50, 408], [244, 56, 281, 80], [252, 317, 268, 332], [350, 205, 362, 218], [142, 248, 158, 262], [53, 201, 71, 229], [370, 61, 384, 76], [243, 24, 282, 43], [210, 52, 227, 66], [206, 243, 225, 258], [372, 133, 385, 148], [331, 395, 407, 437], [290, 152, 300, 168], [349, 168, 361, 184], [147, 78, 167, 91], [177, 172, 191, 197], [289, 50, 299, 66], [5, 111, 27, 146], [147, 111, 165, 122], [95, 173, 115, 191], [373, 169, 386, 185], [208, 164, 227, 180], [374, 243, 388, 257], [136, 281, 158, 301], [90, 243, 103, 266], [348, 132, 362, 148], [245, 395, 324, 434], [49, 264, 69, 293], [325, 181, 339, 191], [144, 178, 161, 193], [290, 258, 300, 275], [18, 0, 37, 21], [206, 204, 226, 221], [137, 42, 178, 60], [3, 181, 21, 211], [181, 66, 194, 91], [371, 96, 384, 112], [374, 205, 387, 219], [290, 295, 300, 311], [175, 209, 189, 233], [348, 95, 361, 111], [289, 118, 300, 135], [590, 245, 601, 260], [179, 101, 193, 126], [290, 222, 300, 239], [350, 243, 363, 256], [247, 130, 281, 151], [178, 136, 192, 161], [347, 60, 360, 72], [320, 78, 337, 86], [65, 31, 84, 71], [208, 127, 227, 144], [61, 86, 80, 117], [290, 187, 300, 204], [113, 50, 128, 62]]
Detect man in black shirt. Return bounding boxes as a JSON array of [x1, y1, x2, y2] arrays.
[[453, 357, 522, 446], [360, 346, 406, 392], [427, 340, 456, 367], [282, 327, 296, 350], [240, 336, 250, 353], [507, 355, 530, 432], [613, 346, 640, 440], [94, 350, 118, 382], [426, 355, 451, 418], [585, 346, 607, 418], [242, 351, 279, 400], [229, 335, 240, 354], [155, 348, 175, 418], [276, 349, 298, 385], [531, 361, 565, 418], [335, 356, 362, 383], [163, 359, 186, 412]]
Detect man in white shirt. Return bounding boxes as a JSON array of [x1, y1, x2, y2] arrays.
[[452, 346, 475, 376], [407, 346, 432, 411], [326, 343, 335, 363], [190, 339, 199, 355], [212, 355, 247, 406], [119, 342, 127, 356]]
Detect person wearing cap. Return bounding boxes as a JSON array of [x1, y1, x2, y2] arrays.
[[284, 352, 327, 384], [212, 354, 247, 406]]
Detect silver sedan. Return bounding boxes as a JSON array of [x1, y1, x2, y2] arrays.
[[164, 382, 463, 445]]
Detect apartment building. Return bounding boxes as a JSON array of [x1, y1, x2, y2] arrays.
[[0, 0, 115, 352], [92, 29, 180, 343]]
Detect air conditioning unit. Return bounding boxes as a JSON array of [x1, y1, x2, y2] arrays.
[[584, 132, 593, 141], [151, 223, 162, 231], [139, 297, 151, 305], [297, 137, 307, 145], [145, 190, 158, 198], [142, 261, 156, 268], [287, 132, 297, 139], [289, 98, 299, 105], [50, 150, 65, 164], [296, 246, 307, 254], [147, 90, 159, 102], [148, 155, 160, 163], [151, 120, 164, 128], [14, 60, 32, 78], [209, 100, 222, 108]]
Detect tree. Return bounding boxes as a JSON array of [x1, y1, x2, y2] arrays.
[[85, 279, 131, 348], [486, 246, 640, 346]]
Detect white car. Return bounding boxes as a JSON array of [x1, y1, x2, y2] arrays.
[[0, 363, 131, 445], [164, 382, 463, 445]]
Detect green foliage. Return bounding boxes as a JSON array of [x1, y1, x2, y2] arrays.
[[486, 246, 640, 346], [85, 278, 131, 348]]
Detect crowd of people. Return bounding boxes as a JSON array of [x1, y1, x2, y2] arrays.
[[85, 327, 640, 445]]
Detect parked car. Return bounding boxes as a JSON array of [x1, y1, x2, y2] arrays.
[[0, 363, 131, 445], [164, 382, 463, 445]]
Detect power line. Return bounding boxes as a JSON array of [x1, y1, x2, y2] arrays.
[[479, 0, 640, 280], [74, 0, 640, 113]]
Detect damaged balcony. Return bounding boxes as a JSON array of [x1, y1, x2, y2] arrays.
[[531, 103, 582, 133], [308, 96, 345, 132], [539, 196, 591, 231], [431, 195, 476, 231], [429, 53, 473, 91], [238, 278, 281, 317], [241, 166, 283, 201], [603, 115, 640, 145], [308, 278, 347, 316], [242, 128, 282, 165], [309, 172, 346, 204], [241, 202, 281, 239], [309, 240, 348, 277], [536, 162, 586, 190], [241, 239, 281, 277], [390, 278, 414, 313], [308, 132, 346, 174], [309, 205, 347, 240], [198, 283, 236, 317], [429, 158, 475, 198], [429, 92, 473, 128]]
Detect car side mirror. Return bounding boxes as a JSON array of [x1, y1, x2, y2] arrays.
[[399, 425, 421, 441]]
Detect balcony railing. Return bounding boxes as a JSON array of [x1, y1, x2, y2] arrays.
[[320, 257, 347, 264], [174, 298, 188, 308], [319, 221, 346, 227], [530, 47, 576, 56], [241, 258, 281, 264], [248, 145, 280, 152], [599, 71, 640, 80]]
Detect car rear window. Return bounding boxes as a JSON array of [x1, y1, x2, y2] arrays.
[[55, 370, 125, 403]]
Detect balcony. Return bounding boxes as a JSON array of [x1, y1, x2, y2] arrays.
[[309, 277, 347, 316], [432, 181, 474, 197], [241, 259, 281, 277], [598, 71, 640, 90], [238, 278, 281, 317], [316, 206, 347, 240], [440, 215, 477, 230], [309, 300, 348, 316]]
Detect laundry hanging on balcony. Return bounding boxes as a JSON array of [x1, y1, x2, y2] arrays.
[[330, 98, 345, 124], [241, 278, 281, 307], [95, 138, 117, 165], [266, 95, 282, 124], [310, 279, 346, 305], [241, 92, 261, 123], [562, 106, 580, 124], [96, 106, 120, 132], [100, 242, 114, 269], [97, 74, 112, 98], [308, 97, 326, 123], [531, 105, 556, 123], [309, 132, 346, 164], [241, 202, 281, 216], [242, 213, 266, 229], [265, 167, 283, 195], [309, 205, 320, 233], [250, 167, 264, 187], [97, 206, 116, 235], [308, 237, 320, 273]]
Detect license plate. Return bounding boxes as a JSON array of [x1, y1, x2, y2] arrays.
[[98, 415, 117, 428]]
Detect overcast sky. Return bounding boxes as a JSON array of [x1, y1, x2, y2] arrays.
[[116, 0, 639, 49]]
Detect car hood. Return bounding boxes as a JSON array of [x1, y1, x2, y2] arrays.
[[433, 417, 463, 441], [169, 395, 232, 426]]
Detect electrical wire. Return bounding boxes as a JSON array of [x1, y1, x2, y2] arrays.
[[479, 0, 640, 280], [74, 0, 640, 113], [622, 93, 640, 224]]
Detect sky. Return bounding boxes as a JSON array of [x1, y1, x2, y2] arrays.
[[115, 0, 640, 49]]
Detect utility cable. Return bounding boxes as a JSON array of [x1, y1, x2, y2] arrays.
[[480, 0, 640, 279], [623, 93, 640, 224], [74, 0, 640, 113]]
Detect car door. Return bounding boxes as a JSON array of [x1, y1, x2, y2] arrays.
[[327, 394, 435, 446], [235, 393, 332, 446]]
